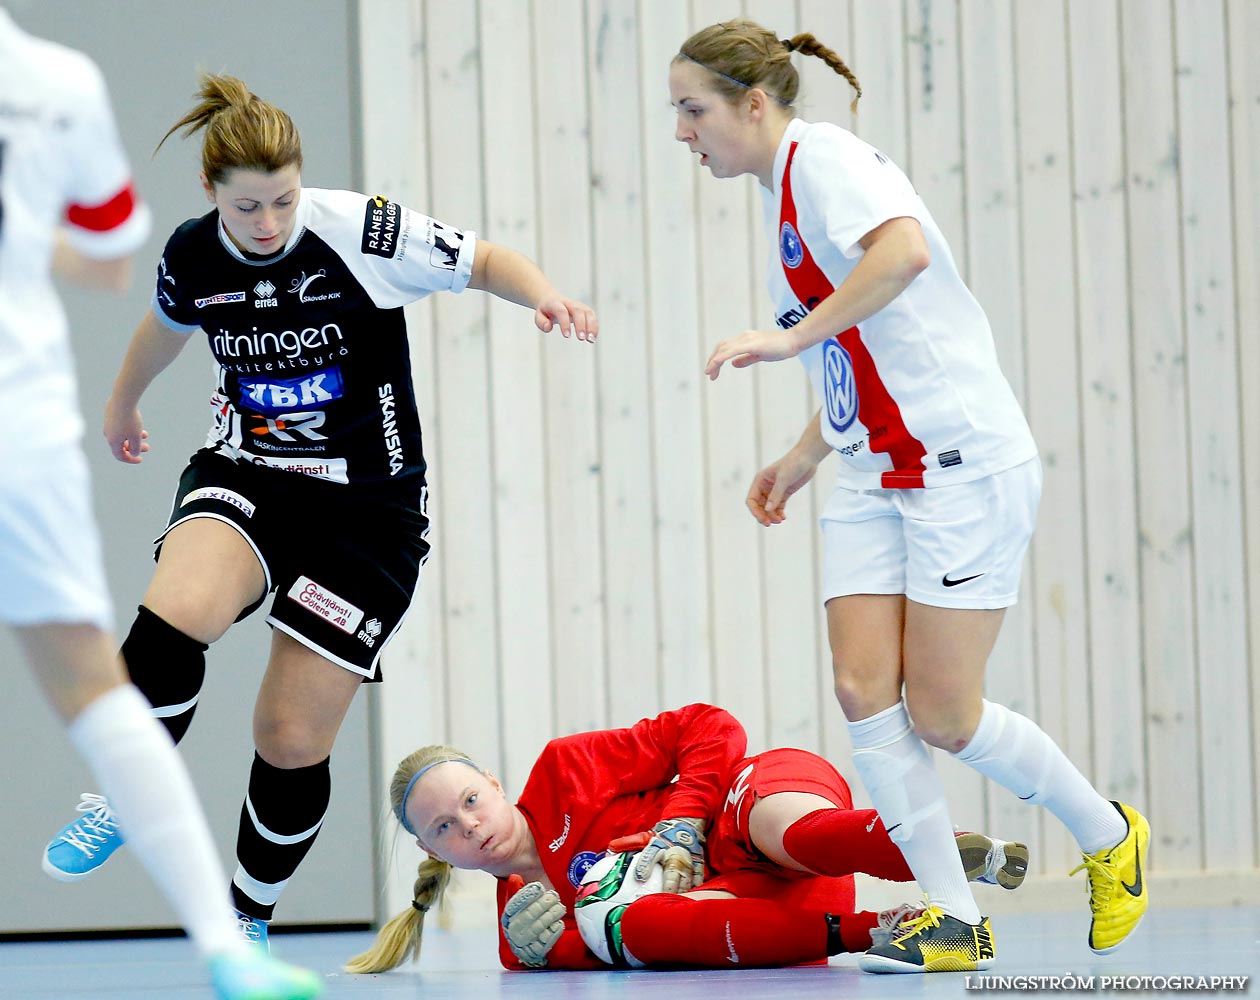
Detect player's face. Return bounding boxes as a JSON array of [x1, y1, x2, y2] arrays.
[[205, 164, 302, 254], [407, 763, 517, 871], [670, 60, 755, 179]]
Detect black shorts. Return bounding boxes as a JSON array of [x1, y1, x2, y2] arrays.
[[157, 449, 430, 680]]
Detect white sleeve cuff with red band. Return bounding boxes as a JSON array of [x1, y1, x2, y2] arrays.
[[62, 183, 152, 259]]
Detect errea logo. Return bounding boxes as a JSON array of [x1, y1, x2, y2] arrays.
[[254, 280, 278, 309], [357, 618, 383, 647]]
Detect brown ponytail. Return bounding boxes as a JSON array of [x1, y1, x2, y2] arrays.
[[782, 33, 862, 113], [676, 18, 861, 114], [156, 73, 302, 184]]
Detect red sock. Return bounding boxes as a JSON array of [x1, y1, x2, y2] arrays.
[[619, 894, 879, 968], [781, 807, 915, 881]]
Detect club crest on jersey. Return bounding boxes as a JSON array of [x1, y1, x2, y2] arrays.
[[780, 221, 804, 269], [822, 339, 859, 433], [567, 851, 602, 887], [288, 269, 341, 304], [425, 219, 463, 271]]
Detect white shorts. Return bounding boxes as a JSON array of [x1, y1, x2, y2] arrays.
[[820, 457, 1041, 610], [0, 450, 112, 629]]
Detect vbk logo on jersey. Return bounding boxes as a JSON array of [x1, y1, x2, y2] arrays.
[[780, 221, 804, 269], [822, 338, 859, 433], [567, 851, 602, 888], [254, 279, 278, 309], [194, 291, 246, 308], [239, 367, 345, 416]]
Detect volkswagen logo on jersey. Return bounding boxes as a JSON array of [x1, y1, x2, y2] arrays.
[[780, 221, 804, 269], [822, 339, 859, 432], [567, 851, 603, 888]]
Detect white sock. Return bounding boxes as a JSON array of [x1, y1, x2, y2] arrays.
[[954, 700, 1127, 854], [848, 702, 981, 924], [68, 685, 246, 957]]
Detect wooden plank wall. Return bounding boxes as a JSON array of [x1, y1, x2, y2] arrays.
[[359, 0, 1259, 914]]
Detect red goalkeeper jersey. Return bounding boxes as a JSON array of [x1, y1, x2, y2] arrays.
[[495, 703, 746, 969]]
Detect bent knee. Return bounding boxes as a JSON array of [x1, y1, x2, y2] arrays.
[[142, 590, 241, 645], [253, 720, 334, 768], [905, 700, 981, 753], [832, 671, 901, 722]]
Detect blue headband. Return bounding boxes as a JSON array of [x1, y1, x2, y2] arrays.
[[677, 51, 792, 106], [398, 757, 482, 837]]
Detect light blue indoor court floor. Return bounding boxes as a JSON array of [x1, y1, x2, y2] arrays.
[[1, 906, 1255, 999]]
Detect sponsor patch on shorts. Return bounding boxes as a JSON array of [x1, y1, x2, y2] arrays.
[[244, 454, 349, 484], [180, 487, 256, 517], [938, 449, 963, 468], [286, 575, 364, 634]]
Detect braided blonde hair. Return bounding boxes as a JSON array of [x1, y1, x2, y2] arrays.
[[677, 18, 862, 114]]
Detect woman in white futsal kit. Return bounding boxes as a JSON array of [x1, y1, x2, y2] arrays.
[[39, 71, 597, 951], [0, 11, 319, 999], [670, 17, 1150, 973]]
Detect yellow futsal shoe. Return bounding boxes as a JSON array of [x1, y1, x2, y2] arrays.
[[1070, 801, 1150, 954], [858, 905, 996, 974]]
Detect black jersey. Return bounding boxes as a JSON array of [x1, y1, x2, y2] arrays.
[[151, 187, 475, 488]]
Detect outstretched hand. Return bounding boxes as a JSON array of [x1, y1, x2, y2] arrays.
[[704, 329, 799, 379], [535, 296, 598, 343]]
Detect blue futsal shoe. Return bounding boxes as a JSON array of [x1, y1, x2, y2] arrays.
[[208, 949, 323, 1000], [235, 910, 271, 952], [42, 793, 125, 881]]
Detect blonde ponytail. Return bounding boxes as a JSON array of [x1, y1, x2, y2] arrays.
[[344, 856, 452, 973], [344, 744, 480, 974]]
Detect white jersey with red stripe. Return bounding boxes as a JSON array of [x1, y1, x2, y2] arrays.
[[763, 117, 1035, 488], [0, 8, 151, 460]]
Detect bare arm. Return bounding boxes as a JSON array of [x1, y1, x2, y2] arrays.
[[705, 216, 930, 378], [103, 309, 194, 463], [746, 409, 832, 525], [51, 232, 133, 293], [790, 409, 834, 466], [468, 239, 598, 342]]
